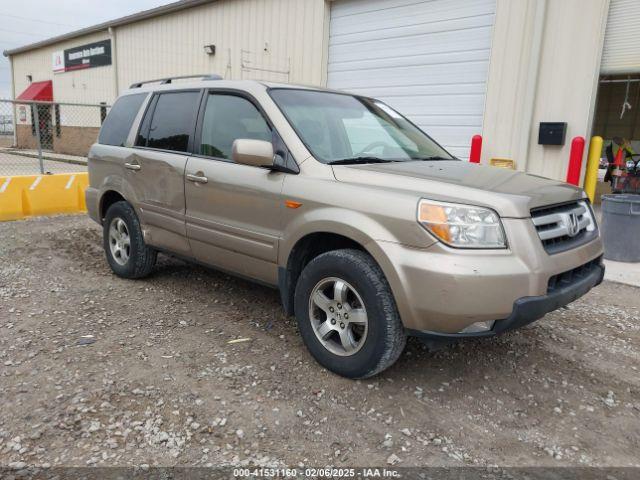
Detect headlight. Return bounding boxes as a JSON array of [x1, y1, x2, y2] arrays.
[[418, 199, 506, 249]]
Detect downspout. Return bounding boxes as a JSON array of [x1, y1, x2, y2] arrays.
[[516, 0, 547, 172], [109, 26, 119, 99]]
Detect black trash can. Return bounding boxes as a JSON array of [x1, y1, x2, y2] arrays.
[[601, 194, 640, 262]]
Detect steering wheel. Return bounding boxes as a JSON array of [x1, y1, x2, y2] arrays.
[[356, 141, 389, 156]]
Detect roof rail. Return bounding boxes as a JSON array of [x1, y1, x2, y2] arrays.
[[129, 74, 223, 88]]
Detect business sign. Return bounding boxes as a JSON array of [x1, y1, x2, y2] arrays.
[[52, 39, 112, 73]]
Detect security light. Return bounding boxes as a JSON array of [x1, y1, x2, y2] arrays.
[[203, 44, 216, 56]]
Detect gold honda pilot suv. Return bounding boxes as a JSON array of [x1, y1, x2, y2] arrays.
[[87, 75, 604, 378]]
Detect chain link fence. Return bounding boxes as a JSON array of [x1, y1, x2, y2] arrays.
[[0, 99, 110, 176]]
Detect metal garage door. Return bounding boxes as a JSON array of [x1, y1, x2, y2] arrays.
[[601, 0, 640, 74], [327, 0, 496, 159]]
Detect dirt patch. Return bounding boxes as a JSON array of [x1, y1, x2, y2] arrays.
[[0, 215, 639, 468]]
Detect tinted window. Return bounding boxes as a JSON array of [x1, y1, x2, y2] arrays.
[[135, 95, 156, 147], [138, 91, 200, 152], [99, 93, 146, 146], [200, 94, 271, 159]]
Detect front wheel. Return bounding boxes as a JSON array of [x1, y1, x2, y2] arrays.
[[294, 249, 406, 379], [103, 201, 156, 279]]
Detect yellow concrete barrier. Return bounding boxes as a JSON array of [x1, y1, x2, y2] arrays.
[[584, 136, 603, 203], [0, 173, 88, 221]]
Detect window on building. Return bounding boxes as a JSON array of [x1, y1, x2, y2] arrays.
[[98, 93, 146, 147], [199, 94, 272, 159], [136, 91, 200, 153]]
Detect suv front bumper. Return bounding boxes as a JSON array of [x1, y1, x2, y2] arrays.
[[407, 257, 604, 339], [368, 217, 605, 334]]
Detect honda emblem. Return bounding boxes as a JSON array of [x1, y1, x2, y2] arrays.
[[565, 212, 580, 237]]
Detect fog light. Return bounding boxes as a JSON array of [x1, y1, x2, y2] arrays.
[[459, 320, 495, 334]]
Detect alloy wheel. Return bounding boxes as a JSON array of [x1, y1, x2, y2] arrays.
[[108, 217, 131, 266], [308, 277, 368, 356]]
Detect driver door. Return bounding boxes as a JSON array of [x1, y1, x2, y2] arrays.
[[184, 91, 285, 285]]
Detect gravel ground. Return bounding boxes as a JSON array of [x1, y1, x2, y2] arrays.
[[0, 215, 639, 468]]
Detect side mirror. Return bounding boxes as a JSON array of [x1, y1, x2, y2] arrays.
[[231, 139, 274, 168]]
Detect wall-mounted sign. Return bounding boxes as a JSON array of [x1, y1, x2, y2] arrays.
[[52, 50, 65, 73], [52, 39, 112, 73]]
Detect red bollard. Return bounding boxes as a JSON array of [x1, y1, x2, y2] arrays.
[[566, 136, 585, 186], [469, 135, 482, 163]]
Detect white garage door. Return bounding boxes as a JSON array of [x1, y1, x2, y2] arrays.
[[601, 0, 640, 74], [327, 0, 496, 159]]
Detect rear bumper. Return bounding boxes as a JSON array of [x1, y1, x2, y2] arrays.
[[408, 259, 604, 339]]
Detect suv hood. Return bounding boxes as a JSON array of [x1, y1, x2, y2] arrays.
[[331, 160, 584, 218]]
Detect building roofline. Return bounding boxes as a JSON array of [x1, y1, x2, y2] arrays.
[[2, 0, 214, 57]]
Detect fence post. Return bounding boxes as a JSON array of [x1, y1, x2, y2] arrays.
[[32, 104, 45, 174], [100, 102, 107, 124], [11, 103, 18, 149]]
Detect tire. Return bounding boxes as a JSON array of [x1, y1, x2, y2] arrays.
[[294, 249, 406, 379], [103, 200, 156, 279]]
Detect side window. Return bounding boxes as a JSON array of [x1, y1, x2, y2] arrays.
[[200, 94, 271, 159], [98, 93, 146, 146], [136, 91, 200, 152]]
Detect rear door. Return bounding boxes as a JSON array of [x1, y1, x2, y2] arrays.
[[184, 90, 285, 285], [130, 89, 202, 255]]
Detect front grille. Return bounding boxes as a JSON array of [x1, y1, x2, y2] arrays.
[[547, 256, 602, 293], [531, 201, 597, 254]]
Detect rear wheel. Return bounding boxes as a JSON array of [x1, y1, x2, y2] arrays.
[[294, 249, 406, 378], [103, 201, 156, 279]]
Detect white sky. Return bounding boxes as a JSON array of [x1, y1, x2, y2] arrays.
[[0, 0, 176, 98]]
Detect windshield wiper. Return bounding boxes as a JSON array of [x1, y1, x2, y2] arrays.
[[327, 156, 400, 165], [409, 155, 452, 161]]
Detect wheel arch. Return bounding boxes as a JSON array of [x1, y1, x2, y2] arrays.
[[93, 172, 141, 225], [99, 190, 127, 223], [278, 225, 400, 318]]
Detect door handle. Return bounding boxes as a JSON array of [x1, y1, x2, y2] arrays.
[[124, 162, 141, 171], [186, 173, 208, 184]]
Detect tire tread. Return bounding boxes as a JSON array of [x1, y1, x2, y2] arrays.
[[103, 201, 156, 279], [295, 248, 406, 379]]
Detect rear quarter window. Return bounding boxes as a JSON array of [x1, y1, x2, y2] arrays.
[[98, 93, 147, 146]]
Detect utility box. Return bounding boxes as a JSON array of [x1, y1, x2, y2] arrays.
[[538, 122, 567, 146]]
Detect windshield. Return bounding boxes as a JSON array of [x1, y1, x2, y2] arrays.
[[269, 89, 454, 164]]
